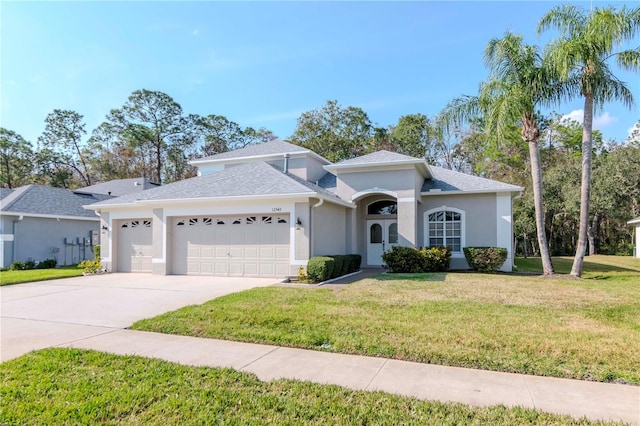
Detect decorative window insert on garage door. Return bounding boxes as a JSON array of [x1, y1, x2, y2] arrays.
[[171, 214, 290, 277]]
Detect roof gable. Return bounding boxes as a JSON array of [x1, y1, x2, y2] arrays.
[[191, 140, 315, 163], [324, 150, 429, 177], [75, 178, 159, 196], [332, 150, 422, 166], [422, 166, 523, 194]]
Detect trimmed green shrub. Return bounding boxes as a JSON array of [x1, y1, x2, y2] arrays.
[[9, 261, 27, 271], [330, 255, 345, 279], [463, 247, 508, 272], [420, 246, 452, 272], [36, 258, 57, 269], [382, 246, 424, 273], [382, 246, 452, 273], [351, 254, 362, 272], [306, 257, 335, 283]]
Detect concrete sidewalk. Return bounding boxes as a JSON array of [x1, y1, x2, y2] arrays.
[[64, 329, 640, 425]]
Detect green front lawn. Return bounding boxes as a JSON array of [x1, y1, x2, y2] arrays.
[[0, 348, 612, 425], [0, 265, 84, 286], [133, 256, 640, 384]]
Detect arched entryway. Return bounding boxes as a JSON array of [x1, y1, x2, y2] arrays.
[[365, 199, 398, 266]]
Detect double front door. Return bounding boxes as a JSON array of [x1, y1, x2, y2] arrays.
[[367, 219, 398, 266]]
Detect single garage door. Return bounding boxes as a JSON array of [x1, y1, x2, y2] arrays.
[[171, 214, 290, 277], [117, 219, 152, 272]]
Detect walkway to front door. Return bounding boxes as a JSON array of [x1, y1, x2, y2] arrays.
[[367, 219, 398, 266]]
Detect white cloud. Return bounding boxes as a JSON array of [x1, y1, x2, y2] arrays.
[[561, 109, 618, 130]]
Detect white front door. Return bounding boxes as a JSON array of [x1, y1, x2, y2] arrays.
[[367, 219, 398, 266]]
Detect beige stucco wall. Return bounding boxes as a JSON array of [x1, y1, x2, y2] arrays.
[[336, 168, 419, 201], [420, 192, 516, 270], [311, 201, 347, 256], [635, 224, 640, 258], [294, 202, 311, 261]]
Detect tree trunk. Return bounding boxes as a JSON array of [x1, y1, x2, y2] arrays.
[[571, 95, 594, 277], [155, 136, 163, 184], [528, 140, 554, 275], [523, 235, 529, 258], [587, 211, 599, 256]]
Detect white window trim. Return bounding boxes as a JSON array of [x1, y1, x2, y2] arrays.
[[424, 206, 466, 258]]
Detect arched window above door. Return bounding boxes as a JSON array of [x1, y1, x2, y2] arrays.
[[367, 200, 397, 215]]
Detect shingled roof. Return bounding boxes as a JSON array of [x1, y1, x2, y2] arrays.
[[422, 166, 523, 193], [0, 185, 112, 218], [75, 178, 159, 196], [191, 140, 310, 163], [87, 161, 349, 208], [330, 150, 424, 166]]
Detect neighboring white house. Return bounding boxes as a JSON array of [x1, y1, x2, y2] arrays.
[[86, 140, 524, 277], [0, 178, 158, 268], [628, 216, 640, 258]]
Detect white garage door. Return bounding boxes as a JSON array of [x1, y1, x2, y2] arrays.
[[117, 219, 152, 273], [171, 214, 290, 277]]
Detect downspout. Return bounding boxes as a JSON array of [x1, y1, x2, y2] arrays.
[[12, 215, 23, 263]]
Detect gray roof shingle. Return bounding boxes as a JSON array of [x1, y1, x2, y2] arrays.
[[1, 185, 112, 218], [0, 188, 14, 201], [75, 178, 159, 196], [422, 166, 523, 193], [331, 150, 423, 166], [193, 140, 309, 162], [88, 161, 347, 208]]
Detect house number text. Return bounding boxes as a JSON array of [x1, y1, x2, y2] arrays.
[[272, 207, 282, 212]]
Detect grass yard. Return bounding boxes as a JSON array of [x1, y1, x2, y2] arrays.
[[133, 255, 640, 384], [0, 265, 84, 286], [0, 348, 616, 425]]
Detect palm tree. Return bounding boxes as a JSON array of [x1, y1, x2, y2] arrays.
[[538, 5, 640, 277], [440, 33, 575, 276]]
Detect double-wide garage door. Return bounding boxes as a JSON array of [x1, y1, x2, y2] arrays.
[[171, 214, 290, 277]]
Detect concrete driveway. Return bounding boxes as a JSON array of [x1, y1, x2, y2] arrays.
[[1, 273, 277, 362]]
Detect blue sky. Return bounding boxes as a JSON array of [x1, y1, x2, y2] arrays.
[[2, 1, 638, 146]]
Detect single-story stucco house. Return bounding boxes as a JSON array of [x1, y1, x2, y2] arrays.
[[0, 186, 109, 267], [629, 216, 640, 258], [0, 178, 158, 268], [86, 140, 523, 277]]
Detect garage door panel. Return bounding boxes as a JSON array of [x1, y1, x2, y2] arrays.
[[228, 263, 243, 276], [275, 247, 290, 259], [244, 263, 258, 276], [171, 214, 290, 277], [244, 246, 259, 259], [200, 262, 213, 274], [259, 246, 275, 259], [228, 246, 243, 258], [259, 263, 274, 275], [214, 247, 228, 259]]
